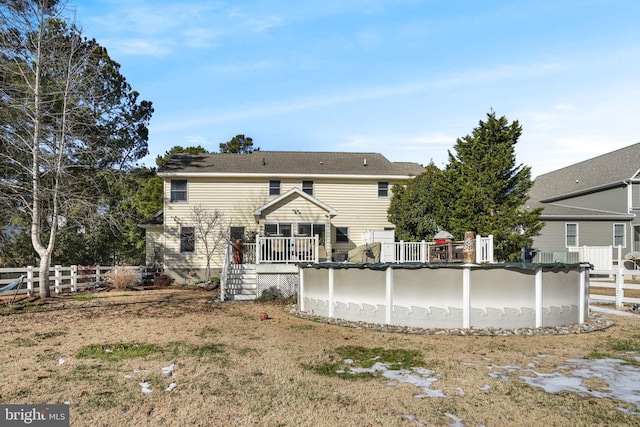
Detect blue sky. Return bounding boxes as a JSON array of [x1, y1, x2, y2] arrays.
[[74, 0, 640, 177]]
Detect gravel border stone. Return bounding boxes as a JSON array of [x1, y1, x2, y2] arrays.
[[284, 305, 615, 336]]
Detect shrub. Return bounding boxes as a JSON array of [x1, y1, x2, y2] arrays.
[[104, 267, 139, 289], [153, 273, 174, 287], [256, 286, 283, 302]]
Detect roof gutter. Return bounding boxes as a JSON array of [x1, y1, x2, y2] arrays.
[[157, 172, 418, 180], [540, 214, 634, 221]]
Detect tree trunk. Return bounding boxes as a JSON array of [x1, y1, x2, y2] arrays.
[[38, 254, 51, 298]]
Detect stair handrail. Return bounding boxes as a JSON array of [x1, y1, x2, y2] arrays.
[[220, 239, 232, 301]]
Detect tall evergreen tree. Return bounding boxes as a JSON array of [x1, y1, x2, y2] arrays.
[[388, 162, 441, 241], [219, 134, 258, 153], [436, 112, 543, 260]]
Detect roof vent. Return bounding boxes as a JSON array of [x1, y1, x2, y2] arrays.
[[262, 157, 266, 166], [363, 158, 367, 166]]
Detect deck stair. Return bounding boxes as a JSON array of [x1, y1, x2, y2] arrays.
[[224, 264, 257, 300]]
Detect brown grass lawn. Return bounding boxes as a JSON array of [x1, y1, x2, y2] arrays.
[[1, 287, 639, 426]]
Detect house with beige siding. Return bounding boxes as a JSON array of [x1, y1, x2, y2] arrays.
[[147, 151, 424, 285], [527, 143, 640, 267]]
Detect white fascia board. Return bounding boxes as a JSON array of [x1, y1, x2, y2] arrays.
[[158, 172, 417, 180]]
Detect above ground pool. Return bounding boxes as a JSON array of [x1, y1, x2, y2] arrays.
[[298, 263, 590, 330]]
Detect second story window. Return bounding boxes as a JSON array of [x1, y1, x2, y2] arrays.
[[565, 223, 578, 247], [302, 180, 313, 196], [269, 180, 281, 196], [378, 181, 389, 197], [170, 179, 187, 202], [613, 223, 625, 247]]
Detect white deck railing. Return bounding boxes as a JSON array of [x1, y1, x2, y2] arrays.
[[255, 235, 319, 264], [381, 235, 494, 263]]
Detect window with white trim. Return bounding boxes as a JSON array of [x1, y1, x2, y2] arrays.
[[230, 226, 245, 241], [269, 180, 280, 196], [180, 227, 195, 252], [302, 180, 313, 196], [336, 227, 349, 243], [378, 181, 389, 197], [265, 223, 292, 237], [613, 223, 626, 248], [565, 223, 578, 247], [298, 223, 326, 245], [170, 179, 187, 202]]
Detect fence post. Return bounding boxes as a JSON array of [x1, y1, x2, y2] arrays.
[[70, 265, 78, 292], [385, 266, 393, 324], [255, 235, 261, 264], [535, 268, 543, 328], [421, 240, 427, 263], [462, 265, 471, 329], [399, 241, 405, 263], [328, 267, 334, 318], [95, 265, 101, 286], [26, 266, 34, 296], [53, 265, 62, 294], [314, 235, 319, 263], [615, 267, 624, 309]]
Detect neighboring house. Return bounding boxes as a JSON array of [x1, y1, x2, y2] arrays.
[[527, 143, 640, 264], [145, 151, 424, 281]]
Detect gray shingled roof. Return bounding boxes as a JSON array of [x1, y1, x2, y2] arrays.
[[158, 151, 425, 176], [527, 143, 640, 219], [529, 143, 640, 203]]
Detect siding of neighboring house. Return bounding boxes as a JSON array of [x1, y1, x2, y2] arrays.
[[532, 220, 631, 251], [549, 186, 627, 213], [528, 143, 640, 258]]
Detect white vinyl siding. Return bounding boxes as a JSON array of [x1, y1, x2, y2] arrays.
[[565, 223, 578, 247], [162, 176, 408, 270]]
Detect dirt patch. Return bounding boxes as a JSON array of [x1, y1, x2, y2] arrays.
[[1, 287, 639, 426]]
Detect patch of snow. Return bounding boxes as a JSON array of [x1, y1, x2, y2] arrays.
[[165, 382, 177, 392], [479, 384, 491, 391], [58, 358, 65, 365], [161, 364, 175, 377], [402, 414, 425, 426], [491, 358, 640, 409], [347, 362, 447, 398], [590, 306, 640, 318], [139, 382, 152, 394], [444, 412, 465, 427]]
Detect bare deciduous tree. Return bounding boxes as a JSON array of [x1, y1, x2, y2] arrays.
[[0, 0, 152, 297], [187, 204, 230, 282]]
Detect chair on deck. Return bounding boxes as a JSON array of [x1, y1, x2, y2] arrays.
[[0, 275, 26, 304]]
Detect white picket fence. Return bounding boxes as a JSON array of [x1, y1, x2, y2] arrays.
[[0, 265, 153, 296]]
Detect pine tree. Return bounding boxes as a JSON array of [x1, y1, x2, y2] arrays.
[[388, 162, 441, 241], [436, 112, 543, 261]]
